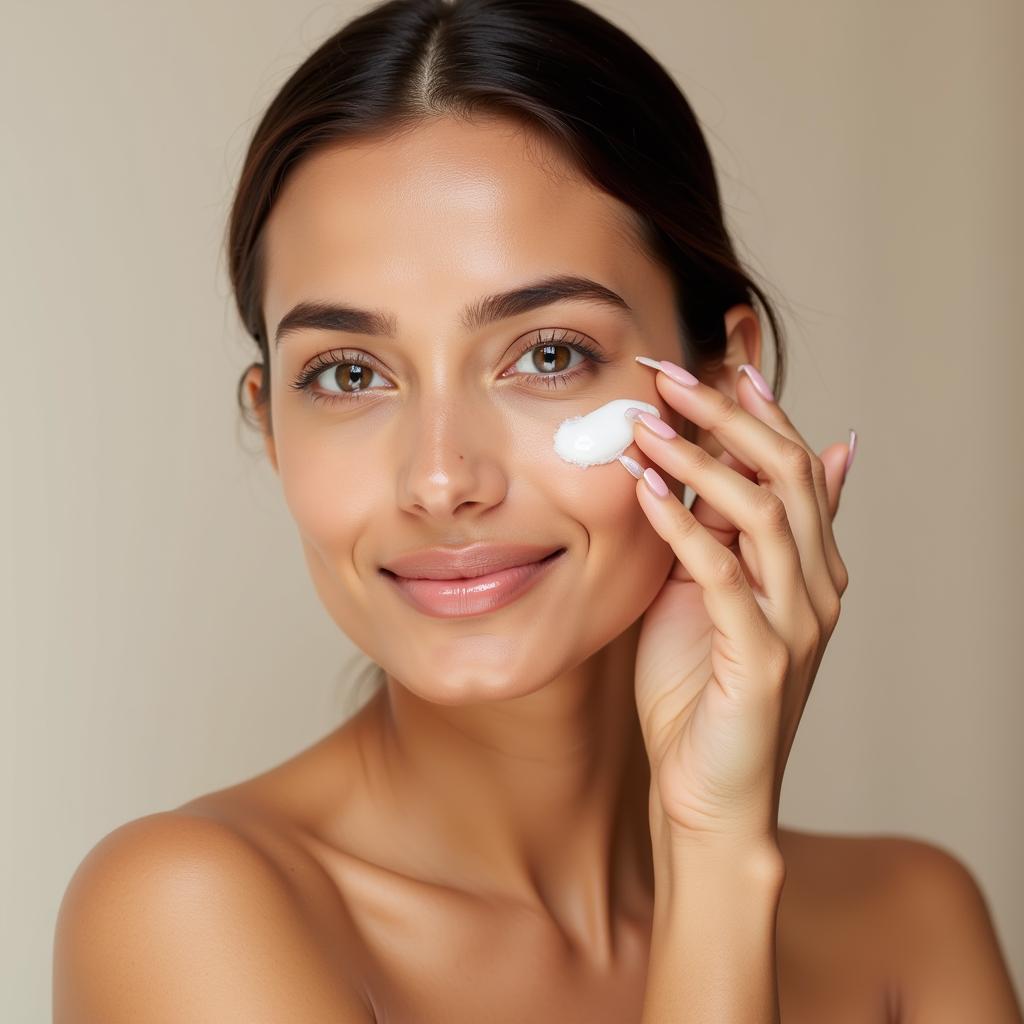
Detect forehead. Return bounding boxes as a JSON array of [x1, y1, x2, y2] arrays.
[[260, 116, 655, 337]]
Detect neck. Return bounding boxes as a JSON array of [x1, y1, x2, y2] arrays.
[[358, 617, 655, 953]]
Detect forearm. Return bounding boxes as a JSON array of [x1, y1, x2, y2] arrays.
[[640, 815, 786, 1024]]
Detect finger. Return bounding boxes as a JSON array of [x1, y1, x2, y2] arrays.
[[821, 438, 851, 520], [822, 428, 856, 521], [688, 448, 759, 542], [628, 411, 811, 621], [689, 449, 764, 589], [632, 464, 785, 699], [732, 371, 849, 600], [641, 364, 835, 619], [816, 436, 853, 596]]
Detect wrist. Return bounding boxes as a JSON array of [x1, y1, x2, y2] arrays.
[[649, 807, 785, 880], [649, 836, 785, 948], [641, 816, 785, 1024], [647, 778, 782, 868]]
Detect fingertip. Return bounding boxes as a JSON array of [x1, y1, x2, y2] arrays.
[[843, 429, 857, 482], [618, 453, 644, 479]]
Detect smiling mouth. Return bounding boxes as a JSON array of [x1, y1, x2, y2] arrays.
[[381, 547, 568, 618], [380, 546, 566, 582]]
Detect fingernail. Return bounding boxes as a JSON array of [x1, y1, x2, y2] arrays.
[[642, 467, 670, 497], [618, 454, 644, 478], [633, 410, 677, 439], [844, 428, 857, 481], [635, 355, 699, 387], [738, 364, 775, 402]]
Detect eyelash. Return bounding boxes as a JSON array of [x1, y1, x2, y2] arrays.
[[287, 329, 610, 407]]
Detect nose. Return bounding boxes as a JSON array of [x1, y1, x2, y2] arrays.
[[395, 396, 509, 519]]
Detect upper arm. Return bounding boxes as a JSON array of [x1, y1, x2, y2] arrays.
[[887, 839, 1022, 1023], [53, 812, 376, 1024]]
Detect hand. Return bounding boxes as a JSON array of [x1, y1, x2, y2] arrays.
[[626, 360, 853, 850]]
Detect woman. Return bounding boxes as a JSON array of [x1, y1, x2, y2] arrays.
[[53, 0, 1021, 1020]]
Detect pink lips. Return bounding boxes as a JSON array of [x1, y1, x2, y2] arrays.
[[381, 542, 564, 580], [382, 548, 566, 618]]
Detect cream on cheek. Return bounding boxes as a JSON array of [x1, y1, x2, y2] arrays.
[[553, 397, 661, 467]]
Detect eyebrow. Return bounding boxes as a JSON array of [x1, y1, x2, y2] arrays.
[[273, 273, 634, 349]]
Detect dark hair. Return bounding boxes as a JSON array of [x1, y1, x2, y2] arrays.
[[226, 0, 789, 438]]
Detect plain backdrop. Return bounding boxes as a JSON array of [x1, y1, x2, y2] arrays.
[[2, 0, 1022, 1018]]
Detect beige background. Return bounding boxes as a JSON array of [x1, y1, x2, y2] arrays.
[[2, 0, 1021, 1018]]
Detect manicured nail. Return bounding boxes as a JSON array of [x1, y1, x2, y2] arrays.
[[618, 454, 644, 478], [632, 410, 677, 439], [738, 364, 775, 402], [635, 355, 699, 387], [638, 468, 671, 495], [844, 429, 857, 481], [642, 467, 670, 497]]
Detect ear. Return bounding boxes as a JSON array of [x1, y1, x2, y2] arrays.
[[243, 363, 279, 474], [686, 303, 764, 456]]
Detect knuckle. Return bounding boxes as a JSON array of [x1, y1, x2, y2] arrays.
[[711, 548, 746, 590], [673, 504, 704, 540], [777, 439, 814, 483], [801, 616, 823, 658], [754, 490, 790, 534], [820, 591, 842, 631], [833, 559, 850, 596], [764, 639, 791, 685], [808, 453, 828, 489], [688, 444, 716, 473], [712, 391, 742, 428]]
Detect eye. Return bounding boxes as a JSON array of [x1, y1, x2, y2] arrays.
[[514, 344, 580, 374], [287, 351, 391, 406], [507, 330, 606, 389]]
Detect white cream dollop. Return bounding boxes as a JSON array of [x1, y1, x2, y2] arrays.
[[552, 398, 662, 467]]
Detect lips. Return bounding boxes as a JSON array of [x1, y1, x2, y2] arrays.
[[382, 547, 567, 619], [380, 542, 566, 581]]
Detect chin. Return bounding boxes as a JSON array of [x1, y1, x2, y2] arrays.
[[382, 640, 566, 706]]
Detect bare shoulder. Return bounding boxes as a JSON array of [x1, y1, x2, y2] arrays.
[[53, 809, 377, 1023], [778, 828, 1022, 1022]]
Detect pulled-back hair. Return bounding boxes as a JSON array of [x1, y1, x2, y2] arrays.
[[225, 0, 788, 438]]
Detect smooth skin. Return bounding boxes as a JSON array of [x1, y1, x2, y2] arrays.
[[632, 354, 849, 851], [54, 116, 1021, 1023], [630, 355, 850, 1020]]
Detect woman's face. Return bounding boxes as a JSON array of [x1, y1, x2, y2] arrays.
[[254, 116, 690, 704]]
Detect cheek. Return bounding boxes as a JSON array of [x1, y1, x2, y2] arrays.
[[277, 437, 374, 556], [278, 440, 381, 645], [550, 452, 677, 621]]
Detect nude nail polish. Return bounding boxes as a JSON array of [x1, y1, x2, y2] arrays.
[[618, 454, 644, 479], [642, 467, 670, 497], [738, 364, 775, 402], [632, 409, 678, 440], [635, 355, 699, 387]]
